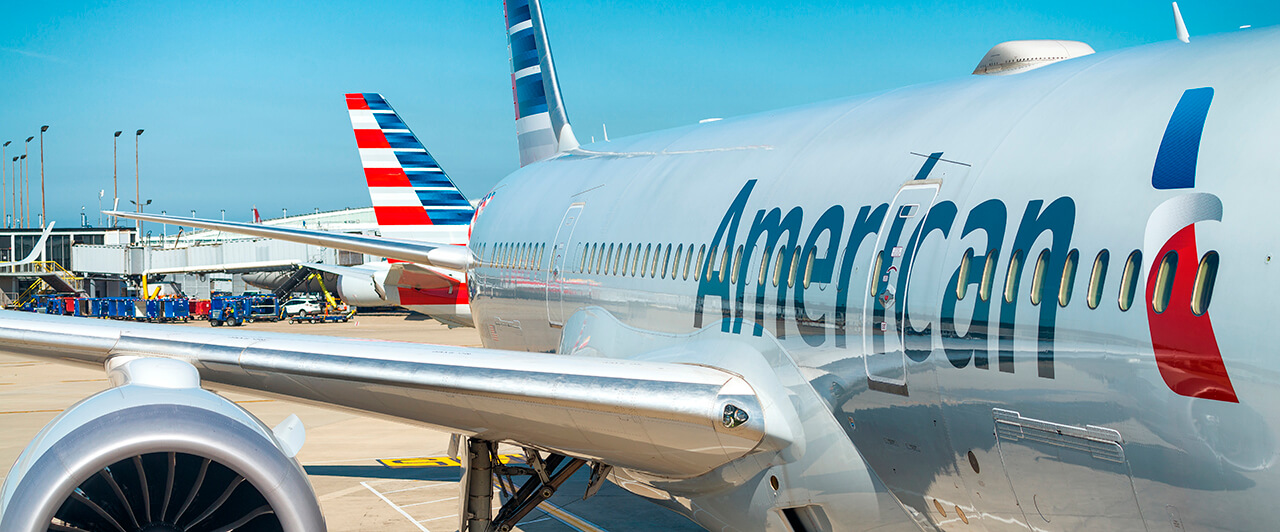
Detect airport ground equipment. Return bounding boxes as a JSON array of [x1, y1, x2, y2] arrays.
[[208, 296, 249, 327], [244, 294, 280, 322], [271, 266, 315, 299], [188, 298, 211, 319], [288, 307, 353, 324], [140, 298, 190, 322], [0, 357, 324, 531]]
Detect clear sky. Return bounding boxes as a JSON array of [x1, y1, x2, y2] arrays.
[[0, 1, 1272, 228]]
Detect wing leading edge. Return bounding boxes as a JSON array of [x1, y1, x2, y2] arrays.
[[0, 310, 787, 479]]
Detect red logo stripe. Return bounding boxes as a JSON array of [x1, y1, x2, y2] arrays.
[[373, 206, 434, 226], [345, 94, 369, 110], [353, 129, 390, 149], [364, 168, 410, 187], [1146, 225, 1238, 403], [397, 285, 468, 305]]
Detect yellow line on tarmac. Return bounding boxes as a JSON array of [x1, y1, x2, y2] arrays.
[[0, 409, 63, 415], [537, 500, 608, 532]]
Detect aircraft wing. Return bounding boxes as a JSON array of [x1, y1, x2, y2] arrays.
[[106, 211, 474, 272], [0, 310, 785, 479]]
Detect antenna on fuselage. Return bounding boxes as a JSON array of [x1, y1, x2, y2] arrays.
[[1173, 2, 1191, 43]]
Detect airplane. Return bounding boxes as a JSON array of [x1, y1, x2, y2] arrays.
[[246, 92, 478, 326], [3, 2, 1278, 531]]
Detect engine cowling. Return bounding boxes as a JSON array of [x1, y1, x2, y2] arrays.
[[335, 267, 390, 307], [0, 357, 325, 531]]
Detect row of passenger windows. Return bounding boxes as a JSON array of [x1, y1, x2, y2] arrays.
[[935, 247, 1218, 315], [482, 242, 546, 270], [570, 242, 833, 289], [480, 239, 1219, 316]]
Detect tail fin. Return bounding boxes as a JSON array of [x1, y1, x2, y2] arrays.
[[345, 93, 474, 241], [506, 0, 577, 166]]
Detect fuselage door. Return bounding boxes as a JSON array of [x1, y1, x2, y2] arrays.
[[547, 203, 584, 326], [862, 182, 940, 395]]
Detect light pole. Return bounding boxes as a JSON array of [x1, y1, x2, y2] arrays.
[[8, 157, 15, 228], [18, 154, 26, 228], [23, 136, 33, 227], [1, 141, 8, 228], [130, 199, 151, 244], [39, 125, 48, 227], [113, 131, 121, 227], [134, 129, 143, 234], [98, 190, 104, 226]]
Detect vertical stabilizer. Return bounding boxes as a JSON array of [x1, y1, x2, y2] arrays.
[[506, 0, 576, 166], [346, 93, 473, 243]]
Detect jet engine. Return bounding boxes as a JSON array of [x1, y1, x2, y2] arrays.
[[335, 266, 390, 307], [0, 357, 325, 532]]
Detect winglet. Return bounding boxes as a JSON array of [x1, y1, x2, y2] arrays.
[[1173, 2, 1190, 43], [1, 222, 55, 266]]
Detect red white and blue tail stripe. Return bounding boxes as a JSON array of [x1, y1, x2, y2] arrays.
[[346, 93, 473, 243]]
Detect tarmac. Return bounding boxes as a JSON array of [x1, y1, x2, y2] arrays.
[[0, 312, 702, 532]]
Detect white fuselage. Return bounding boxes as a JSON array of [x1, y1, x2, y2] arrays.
[[465, 28, 1280, 531]]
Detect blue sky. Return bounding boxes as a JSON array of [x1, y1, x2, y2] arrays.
[[0, 1, 1272, 227]]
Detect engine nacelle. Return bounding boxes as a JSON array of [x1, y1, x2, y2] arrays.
[[335, 267, 390, 307], [0, 357, 325, 531]]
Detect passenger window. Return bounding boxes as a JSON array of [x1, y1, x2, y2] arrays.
[[614, 244, 623, 275], [1030, 250, 1050, 305], [577, 244, 586, 272], [1152, 251, 1178, 313], [623, 244, 632, 276], [673, 245, 683, 279], [1192, 251, 1219, 316], [759, 247, 771, 285], [788, 245, 801, 288], [604, 244, 614, 274], [641, 244, 651, 277], [772, 247, 785, 287], [1004, 250, 1025, 304], [980, 250, 998, 302], [1059, 249, 1078, 307], [802, 247, 815, 289], [632, 243, 642, 276], [520, 244, 527, 268], [684, 244, 693, 280], [1118, 251, 1142, 311], [730, 245, 743, 284], [870, 251, 883, 296], [662, 244, 672, 278], [719, 245, 731, 283], [1087, 250, 1109, 309], [650, 244, 660, 278], [705, 245, 716, 281], [956, 249, 973, 300], [588, 244, 597, 273]]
